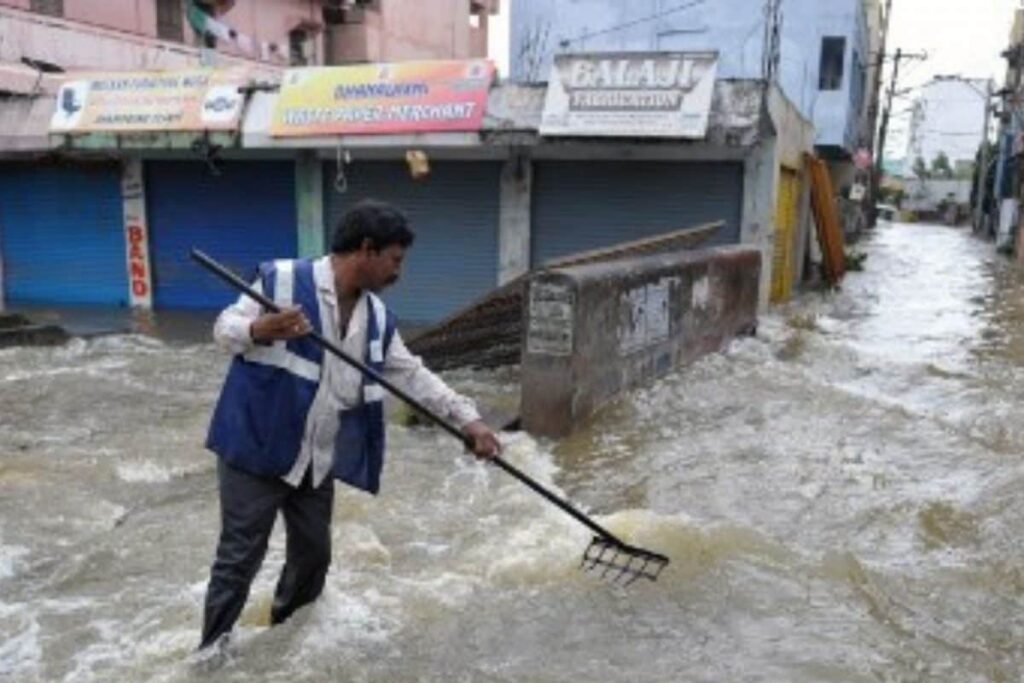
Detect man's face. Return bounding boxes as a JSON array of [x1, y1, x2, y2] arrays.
[[363, 243, 406, 292]]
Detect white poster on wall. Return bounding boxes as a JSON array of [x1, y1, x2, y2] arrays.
[[121, 158, 153, 309], [619, 280, 673, 355], [540, 51, 718, 138]]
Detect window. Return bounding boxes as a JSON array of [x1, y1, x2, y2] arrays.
[[470, 0, 487, 28], [157, 0, 184, 42], [30, 0, 63, 17], [289, 29, 311, 66], [819, 36, 846, 91]]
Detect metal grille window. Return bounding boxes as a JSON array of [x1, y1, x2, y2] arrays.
[[819, 36, 846, 91], [157, 0, 184, 42], [30, 0, 63, 17], [289, 29, 310, 66]]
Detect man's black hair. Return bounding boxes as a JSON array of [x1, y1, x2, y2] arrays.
[[331, 199, 415, 254]]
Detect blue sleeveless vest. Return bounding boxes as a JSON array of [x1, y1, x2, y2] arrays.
[[205, 258, 396, 494]]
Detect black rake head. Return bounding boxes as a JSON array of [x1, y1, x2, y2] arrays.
[[580, 536, 670, 586]]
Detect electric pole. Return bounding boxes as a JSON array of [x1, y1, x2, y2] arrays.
[[761, 0, 783, 84], [875, 48, 928, 203], [973, 79, 995, 235], [867, 0, 893, 226]]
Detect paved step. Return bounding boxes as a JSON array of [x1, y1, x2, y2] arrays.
[[0, 313, 32, 330], [0, 313, 70, 348]]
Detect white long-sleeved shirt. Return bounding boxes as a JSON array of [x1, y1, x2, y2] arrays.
[[213, 256, 481, 488]]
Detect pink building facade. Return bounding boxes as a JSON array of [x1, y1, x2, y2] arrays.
[[326, 0, 497, 64], [0, 0, 498, 96]]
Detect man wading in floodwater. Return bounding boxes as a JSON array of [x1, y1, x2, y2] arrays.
[[198, 199, 501, 652]]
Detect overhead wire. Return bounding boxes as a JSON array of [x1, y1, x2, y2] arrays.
[[558, 0, 710, 48]]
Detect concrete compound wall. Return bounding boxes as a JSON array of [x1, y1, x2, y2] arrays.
[[520, 246, 761, 438]]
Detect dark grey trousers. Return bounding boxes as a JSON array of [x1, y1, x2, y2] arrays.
[[200, 459, 334, 649]]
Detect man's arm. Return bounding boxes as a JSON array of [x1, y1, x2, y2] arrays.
[[383, 332, 501, 459], [212, 279, 312, 353]]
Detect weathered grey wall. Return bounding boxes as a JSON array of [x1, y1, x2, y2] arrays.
[[521, 246, 760, 438], [498, 154, 532, 284]]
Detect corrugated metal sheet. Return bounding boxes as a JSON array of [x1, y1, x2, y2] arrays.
[[0, 163, 128, 306], [322, 161, 501, 324], [531, 161, 744, 266], [807, 154, 846, 287], [146, 160, 297, 310]]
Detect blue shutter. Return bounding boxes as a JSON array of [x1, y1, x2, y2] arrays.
[[322, 161, 501, 324], [531, 161, 744, 266], [0, 164, 128, 307], [146, 161, 297, 310]]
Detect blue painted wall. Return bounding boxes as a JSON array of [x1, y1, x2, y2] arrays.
[[510, 0, 868, 151]]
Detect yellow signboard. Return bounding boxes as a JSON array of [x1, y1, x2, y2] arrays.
[[270, 60, 494, 137], [50, 68, 249, 133]]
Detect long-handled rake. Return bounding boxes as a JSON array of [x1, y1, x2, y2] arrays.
[[192, 249, 670, 586]]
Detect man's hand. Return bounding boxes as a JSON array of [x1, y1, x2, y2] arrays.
[[462, 420, 501, 460], [250, 306, 312, 343]]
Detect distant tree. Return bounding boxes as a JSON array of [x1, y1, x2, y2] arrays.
[[913, 156, 931, 180], [953, 160, 974, 180], [878, 185, 906, 208], [930, 151, 954, 179]]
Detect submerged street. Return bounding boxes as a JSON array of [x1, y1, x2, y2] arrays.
[[3, 219, 1024, 681]]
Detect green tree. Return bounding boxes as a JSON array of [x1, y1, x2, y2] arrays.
[[913, 156, 931, 180], [931, 151, 954, 179]]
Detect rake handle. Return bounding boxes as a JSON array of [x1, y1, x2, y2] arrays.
[[191, 249, 628, 548]]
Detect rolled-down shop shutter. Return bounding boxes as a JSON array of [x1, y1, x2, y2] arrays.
[[531, 160, 744, 266], [323, 161, 501, 324], [146, 160, 297, 310], [0, 163, 127, 306]]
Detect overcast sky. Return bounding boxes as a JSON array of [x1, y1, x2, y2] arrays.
[[487, 3, 511, 76], [883, 0, 1020, 157]]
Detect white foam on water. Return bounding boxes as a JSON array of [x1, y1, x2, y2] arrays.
[[333, 522, 393, 568], [391, 570, 483, 610], [474, 515, 586, 586], [0, 601, 41, 681], [114, 459, 209, 484], [62, 621, 124, 683], [440, 434, 683, 588], [116, 461, 175, 484], [38, 596, 98, 616], [0, 542, 29, 581], [130, 628, 198, 672], [292, 583, 404, 656], [3, 365, 89, 382], [89, 334, 167, 354], [60, 604, 200, 683], [74, 500, 129, 533]]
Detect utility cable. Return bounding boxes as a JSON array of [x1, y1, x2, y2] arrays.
[[558, 0, 709, 48]]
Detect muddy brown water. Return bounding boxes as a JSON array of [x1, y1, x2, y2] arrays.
[[2, 221, 1024, 681]]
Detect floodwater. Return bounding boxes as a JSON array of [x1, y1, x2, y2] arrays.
[[3, 221, 1024, 681]]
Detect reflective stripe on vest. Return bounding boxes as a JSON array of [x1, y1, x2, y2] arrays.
[[363, 292, 387, 404], [241, 260, 321, 383]]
